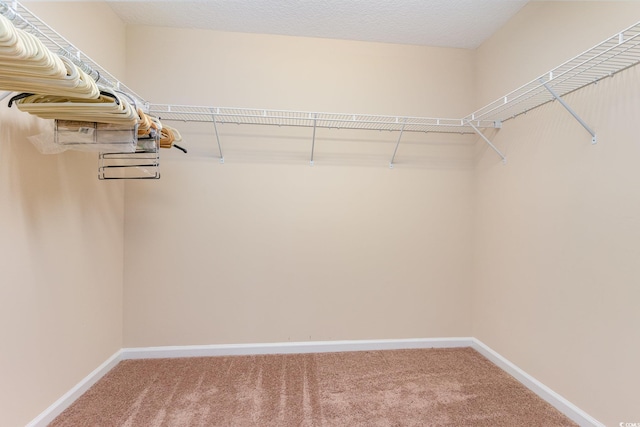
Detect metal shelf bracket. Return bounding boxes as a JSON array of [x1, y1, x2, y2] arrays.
[[465, 120, 507, 164], [542, 80, 597, 144], [210, 109, 225, 163], [310, 113, 317, 166], [389, 117, 407, 168]]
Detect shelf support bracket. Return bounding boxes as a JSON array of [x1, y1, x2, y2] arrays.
[[211, 110, 224, 163], [310, 114, 317, 166], [466, 120, 507, 164], [389, 118, 407, 168], [542, 81, 596, 144]]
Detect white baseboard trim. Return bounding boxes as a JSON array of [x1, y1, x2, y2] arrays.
[[26, 338, 601, 427], [26, 349, 123, 427], [471, 338, 603, 427], [121, 337, 474, 359]]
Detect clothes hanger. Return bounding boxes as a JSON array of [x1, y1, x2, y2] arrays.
[[13, 91, 138, 125], [1, 14, 186, 152], [0, 56, 99, 98], [0, 16, 97, 98]]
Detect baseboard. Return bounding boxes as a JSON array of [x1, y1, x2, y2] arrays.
[[26, 349, 123, 427], [471, 338, 603, 427], [120, 337, 474, 359], [26, 338, 601, 427]]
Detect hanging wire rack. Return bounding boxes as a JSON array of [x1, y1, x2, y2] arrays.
[[147, 21, 640, 164], [2, 0, 640, 168], [466, 20, 640, 124], [99, 139, 160, 180], [147, 105, 497, 134], [148, 21, 640, 131]]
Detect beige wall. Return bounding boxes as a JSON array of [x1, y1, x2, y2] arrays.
[[122, 28, 476, 347], [126, 26, 474, 117], [0, 3, 126, 426], [473, 2, 640, 425]]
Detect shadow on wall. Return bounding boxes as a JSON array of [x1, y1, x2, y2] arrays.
[[0, 104, 121, 252], [2, 106, 71, 227], [159, 121, 479, 171], [472, 64, 640, 172]]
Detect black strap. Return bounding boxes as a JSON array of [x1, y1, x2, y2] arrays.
[[7, 93, 34, 108], [173, 144, 187, 154]]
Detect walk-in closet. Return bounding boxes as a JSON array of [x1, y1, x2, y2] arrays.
[[1, 1, 639, 426]]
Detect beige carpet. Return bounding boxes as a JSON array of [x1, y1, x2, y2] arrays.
[[50, 348, 576, 426]]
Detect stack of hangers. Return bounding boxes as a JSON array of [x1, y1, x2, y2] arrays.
[[160, 125, 182, 149], [12, 91, 138, 125], [0, 14, 98, 98], [1, 12, 185, 153], [137, 108, 184, 149], [137, 108, 159, 138]]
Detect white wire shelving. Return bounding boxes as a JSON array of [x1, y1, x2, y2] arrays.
[[147, 105, 498, 166], [149, 20, 640, 166], [146, 105, 494, 133], [465, 20, 640, 146], [2, 0, 640, 170]]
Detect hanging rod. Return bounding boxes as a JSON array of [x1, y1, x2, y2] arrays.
[[0, 0, 147, 110]]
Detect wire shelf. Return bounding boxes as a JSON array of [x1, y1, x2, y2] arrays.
[[0, 0, 147, 109], [467, 21, 640, 123], [3, 0, 640, 168], [148, 104, 497, 134]]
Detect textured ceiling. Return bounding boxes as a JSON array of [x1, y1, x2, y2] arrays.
[[106, 0, 529, 49]]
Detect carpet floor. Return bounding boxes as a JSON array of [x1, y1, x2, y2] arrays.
[[50, 347, 577, 426]]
